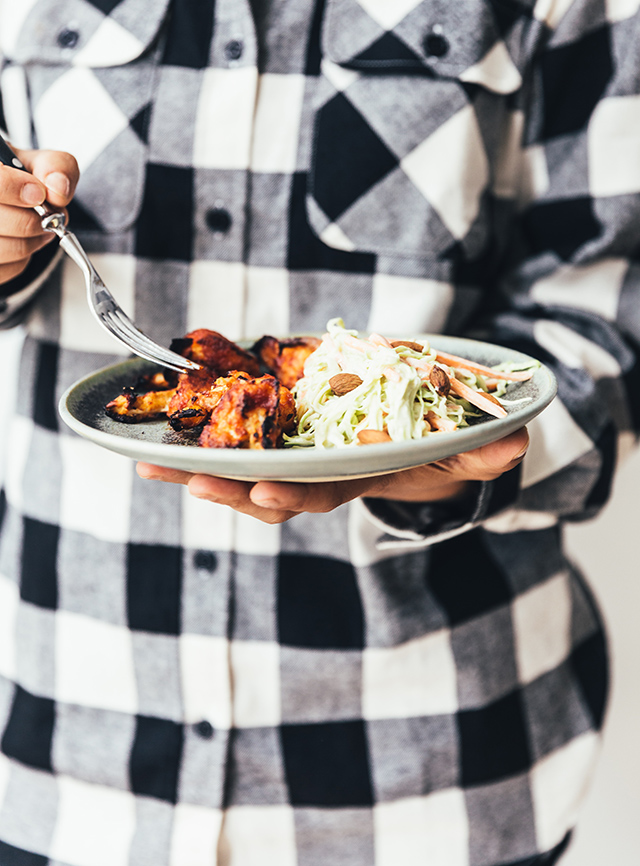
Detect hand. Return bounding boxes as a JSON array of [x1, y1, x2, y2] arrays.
[[137, 427, 529, 525], [0, 146, 79, 285]]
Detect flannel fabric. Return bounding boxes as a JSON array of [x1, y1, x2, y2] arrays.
[[0, 0, 635, 863]]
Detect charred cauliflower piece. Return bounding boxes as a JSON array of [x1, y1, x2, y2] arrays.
[[105, 384, 177, 422], [251, 335, 320, 389], [167, 370, 251, 431], [171, 328, 261, 377], [199, 374, 296, 449]]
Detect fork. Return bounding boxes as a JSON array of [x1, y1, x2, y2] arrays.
[[0, 134, 200, 373]]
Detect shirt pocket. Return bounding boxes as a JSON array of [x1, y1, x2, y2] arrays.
[[0, 0, 172, 232], [307, 0, 526, 260]]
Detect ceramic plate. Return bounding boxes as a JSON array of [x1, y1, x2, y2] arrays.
[[59, 335, 557, 482]]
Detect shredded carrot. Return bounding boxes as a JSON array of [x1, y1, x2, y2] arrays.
[[368, 333, 394, 348], [383, 365, 402, 382], [343, 335, 369, 353], [435, 350, 533, 381], [406, 358, 434, 377], [425, 411, 458, 432], [448, 376, 507, 418]]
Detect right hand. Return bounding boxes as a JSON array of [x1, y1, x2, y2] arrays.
[[138, 427, 530, 525], [0, 146, 79, 285]]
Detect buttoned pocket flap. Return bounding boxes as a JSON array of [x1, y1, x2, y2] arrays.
[[306, 0, 533, 259], [0, 0, 174, 232], [322, 0, 525, 95], [0, 0, 172, 67]]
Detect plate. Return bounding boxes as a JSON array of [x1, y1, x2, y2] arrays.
[[58, 335, 557, 482]]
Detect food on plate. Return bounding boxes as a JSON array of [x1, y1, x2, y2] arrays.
[[103, 371, 176, 423], [251, 334, 321, 388], [105, 329, 308, 449], [170, 328, 261, 377], [105, 321, 537, 450], [198, 372, 296, 449], [286, 319, 537, 447]]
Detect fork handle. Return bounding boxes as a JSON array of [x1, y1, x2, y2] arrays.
[[0, 133, 30, 172]]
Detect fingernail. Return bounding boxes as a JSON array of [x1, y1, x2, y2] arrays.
[[251, 494, 282, 508], [136, 466, 157, 480], [22, 183, 45, 206], [45, 172, 70, 198], [513, 443, 529, 460]]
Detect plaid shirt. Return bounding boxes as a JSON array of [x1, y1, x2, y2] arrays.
[[0, 0, 636, 863]]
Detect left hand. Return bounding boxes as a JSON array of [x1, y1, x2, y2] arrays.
[[136, 427, 529, 525]]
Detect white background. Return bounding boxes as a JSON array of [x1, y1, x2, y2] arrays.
[[563, 445, 640, 865]]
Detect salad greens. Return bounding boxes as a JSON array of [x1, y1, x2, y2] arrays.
[[285, 319, 537, 448]]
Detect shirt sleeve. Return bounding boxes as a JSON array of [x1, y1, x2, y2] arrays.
[[0, 67, 63, 327], [362, 1, 640, 543], [0, 243, 62, 328], [468, 1, 640, 524]]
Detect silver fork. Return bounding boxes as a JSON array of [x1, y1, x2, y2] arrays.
[[0, 134, 200, 373]]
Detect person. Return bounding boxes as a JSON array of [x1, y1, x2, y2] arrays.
[[0, 0, 636, 863]]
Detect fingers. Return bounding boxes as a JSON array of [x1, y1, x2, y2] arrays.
[[0, 145, 79, 287], [249, 478, 372, 513], [0, 202, 54, 238], [0, 231, 56, 262], [0, 149, 78, 210], [0, 169, 46, 208], [137, 462, 369, 524], [136, 426, 531, 524], [188, 475, 299, 524], [18, 147, 80, 208], [346, 427, 530, 504], [137, 462, 302, 524], [137, 463, 195, 486], [0, 203, 58, 283], [446, 427, 530, 480]]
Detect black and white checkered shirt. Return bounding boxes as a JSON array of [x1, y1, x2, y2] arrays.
[[1, 0, 636, 863]]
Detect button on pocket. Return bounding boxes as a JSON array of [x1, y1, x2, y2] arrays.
[[423, 31, 449, 59], [1, 0, 172, 66], [57, 28, 80, 49], [321, 0, 524, 90]]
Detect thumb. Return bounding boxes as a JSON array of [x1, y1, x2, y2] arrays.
[[474, 427, 529, 476], [18, 147, 80, 208]]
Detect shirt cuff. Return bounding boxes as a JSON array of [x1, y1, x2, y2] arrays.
[[361, 463, 522, 550], [0, 243, 62, 328]]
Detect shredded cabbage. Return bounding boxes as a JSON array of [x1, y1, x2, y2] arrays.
[[284, 319, 536, 449]]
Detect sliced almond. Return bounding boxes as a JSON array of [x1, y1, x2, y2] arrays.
[[329, 373, 363, 395], [357, 428, 392, 444], [429, 365, 450, 396], [390, 340, 424, 353]]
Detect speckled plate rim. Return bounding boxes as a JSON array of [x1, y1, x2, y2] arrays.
[[58, 334, 557, 482]]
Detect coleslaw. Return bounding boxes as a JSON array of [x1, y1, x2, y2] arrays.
[[285, 319, 537, 448]]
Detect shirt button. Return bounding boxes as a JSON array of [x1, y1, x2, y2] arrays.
[[193, 550, 218, 572], [57, 28, 80, 49], [224, 39, 244, 62], [194, 720, 215, 739], [205, 207, 232, 234], [423, 32, 449, 59]]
